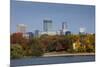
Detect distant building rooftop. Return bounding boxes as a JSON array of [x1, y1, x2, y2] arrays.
[[40, 31, 57, 35]]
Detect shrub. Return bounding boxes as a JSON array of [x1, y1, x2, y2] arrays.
[[28, 38, 44, 56], [11, 44, 24, 59], [86, 45, 95, 52]]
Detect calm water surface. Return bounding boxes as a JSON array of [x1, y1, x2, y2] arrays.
[[11, 55, 95, 66]]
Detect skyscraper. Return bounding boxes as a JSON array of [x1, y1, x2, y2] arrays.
[[80, 28, 85, 33], [34, 30, 40, 37], [62, 22, 67, 30], [79, 28, 85, 34], [62, 22, 68, 35], [43, 19, 52, 32], [17, 24, 27, 33]]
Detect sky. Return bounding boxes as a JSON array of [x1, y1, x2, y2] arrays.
[[10, 0, 95, 34]]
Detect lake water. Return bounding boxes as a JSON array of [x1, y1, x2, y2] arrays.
[[11, 55, 95, 66]]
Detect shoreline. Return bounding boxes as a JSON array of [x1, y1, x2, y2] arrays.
[[11, 53, 95, 60], [43, 53, 95, 57]]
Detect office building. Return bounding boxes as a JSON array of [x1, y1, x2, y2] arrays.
[[62, 22, 68, 35], [17, 24, 27, 33], [34, 30, 40, 37], [79, 28, 85, 34], [43, 19, 52, 32], [23, 32, 34, 39], [65, 31, 71, 35], [62, 22, 67, 30]]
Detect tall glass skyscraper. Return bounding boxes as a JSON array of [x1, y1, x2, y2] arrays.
[[43, 19, 52, 32], [62, 22, 68, 31], [62, 22, 68, 35]]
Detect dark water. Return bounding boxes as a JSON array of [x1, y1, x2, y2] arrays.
[[11, 55, 95, 67]]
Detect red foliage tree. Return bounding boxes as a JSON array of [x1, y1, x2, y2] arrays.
[[10, 32, 28, 45]]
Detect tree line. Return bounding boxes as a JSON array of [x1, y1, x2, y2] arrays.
[[10, 32, 95, 59]]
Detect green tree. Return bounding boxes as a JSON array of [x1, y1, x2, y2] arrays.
[[28, 38, 44, 56], [11, 44, 24, 59]]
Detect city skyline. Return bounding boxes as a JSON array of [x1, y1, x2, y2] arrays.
[[11, 1, 95, 34]]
